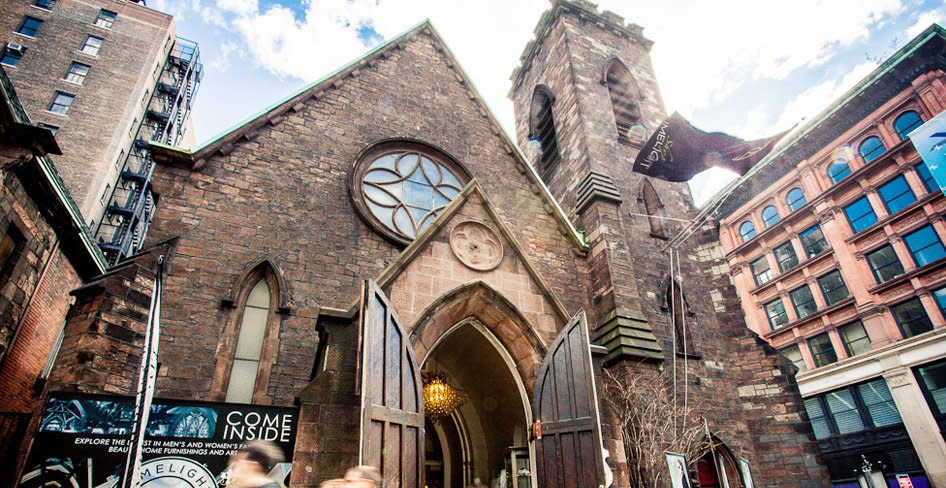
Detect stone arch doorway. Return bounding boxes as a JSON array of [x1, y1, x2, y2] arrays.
[[420, 319, 535, 488]]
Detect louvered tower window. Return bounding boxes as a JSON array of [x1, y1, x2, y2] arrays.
[[605, 60, 643, 145], [530, 87, 560, 177]]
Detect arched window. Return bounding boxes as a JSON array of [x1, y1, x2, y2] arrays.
[[739, 221, 756, 242], [641, 179, 664, 237], [786, 187, 806, 211], [894, 110, 923, 140], [216, 264, 282, 404], [667, 280, 695, 355], [761, 205, 780, 228], [859, 136, 885, 163], [530, 87, 560, 177], [828, 161, 851, 184], [604, 59, 643, 145]]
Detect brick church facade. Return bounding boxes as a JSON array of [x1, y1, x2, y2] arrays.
[[14, 1, 832, 487]]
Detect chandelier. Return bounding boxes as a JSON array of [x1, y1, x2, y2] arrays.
[[422, 372, 464, 420]]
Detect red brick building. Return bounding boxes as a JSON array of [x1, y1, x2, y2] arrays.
[[14, 2, 833, 488], [715, 25, 946, 488]]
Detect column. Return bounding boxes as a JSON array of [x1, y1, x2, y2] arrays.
[[882, 365, 946, 488]]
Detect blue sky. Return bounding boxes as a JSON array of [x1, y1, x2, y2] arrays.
[[150, 0, 945, 204]]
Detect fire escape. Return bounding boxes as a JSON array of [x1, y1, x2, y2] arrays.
[[96, 38, 202, 266]]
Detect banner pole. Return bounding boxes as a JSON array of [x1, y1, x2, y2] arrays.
[[120, 255, 165, 488]]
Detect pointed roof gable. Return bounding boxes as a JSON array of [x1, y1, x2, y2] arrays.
[[150, 20, 587, 250]]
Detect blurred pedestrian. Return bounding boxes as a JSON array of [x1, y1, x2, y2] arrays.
[[344, 465, 383, 488], [227, 440, 285, 488], [318, 480, 346, 488], [466, 478, 487, 488]]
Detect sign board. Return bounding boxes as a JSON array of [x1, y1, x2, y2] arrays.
[[897, 474, 915, 488], [18, 392, 298, 488], [666, 452, 692, 488], [909, 110, 946, 192]]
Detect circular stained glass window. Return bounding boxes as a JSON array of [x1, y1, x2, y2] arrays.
[[353, 143, 468, 243]]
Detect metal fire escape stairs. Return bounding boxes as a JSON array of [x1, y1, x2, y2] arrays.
[[96, 38, 202, 266]]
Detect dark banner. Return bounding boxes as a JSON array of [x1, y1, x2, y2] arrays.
[[632, 112, 786, 182], [18, 392, 298, 488]]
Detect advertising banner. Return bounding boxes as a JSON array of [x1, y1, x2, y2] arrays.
[[18, 392, 298, 488], [909, 110, 946, 192]]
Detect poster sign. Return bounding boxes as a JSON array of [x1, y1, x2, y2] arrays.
[[909, 110, 946, 193], [18, 392, 298, 488], [666, 452, 692, 488], [897, 474, 915, 488], [739, 458, 754, 488]]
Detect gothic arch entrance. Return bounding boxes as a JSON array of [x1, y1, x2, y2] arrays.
[[420, 319, 534, 488]]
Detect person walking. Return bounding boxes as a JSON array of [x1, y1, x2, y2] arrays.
[[226, 440, 285, 488], [343, 465, 384, 488]]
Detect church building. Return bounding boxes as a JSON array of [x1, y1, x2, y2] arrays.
[[19, 1, 832, 487]]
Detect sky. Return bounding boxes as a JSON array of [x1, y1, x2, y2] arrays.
[[148, 0, 946, 205]]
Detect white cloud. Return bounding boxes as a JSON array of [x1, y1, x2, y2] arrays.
[[773, 61, 878, 131], [908, 6, 946, 37]]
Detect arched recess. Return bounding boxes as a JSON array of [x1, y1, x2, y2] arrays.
[[662, 278, 695, 355], [408, 281, 547, 395], [211, 260, 285, 403], [221, 258, 293, 313], [694, 434, 746, 488], [529, 85, 561, 177], [640, 179, 665, 237], [602, 58, 643, 145]]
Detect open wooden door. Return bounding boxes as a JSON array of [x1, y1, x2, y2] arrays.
[[533, 310, 605, 488], [358, 280, 424, 488]]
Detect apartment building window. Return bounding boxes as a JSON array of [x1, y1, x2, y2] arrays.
[[33, 0, 56, 9], [762, 205, 780, 228], [915, 359, 946, 418], [786, 187, 806, 211], [839, 321, 871, 356], [934, 287, 946, 319], [750, 256, 772, 286], [0, 46, 23, 67], [790, 285, 817, 319], [739, 220, 756, 242], [859, 136, 886, 163], [780, 344, 806, 372], [916, 162, 940, 193], [866, 245, 904, 283], [844, 196, 877, 233], [99, 183, 110, 204], [800, 225, 829, 257], [47, 92, 75, 115], [64, 62, 90, 84], [894, 110, 923, 140], [80, 35, 103, 56], [94, 9, 117, 29], [37, 123, 58, 135], [16, 17, 43, 37], [904, 225, 946, 267], [891, 298, 934, 338], [828, 160, 851, 184], [817, 270, 849, 306], [878, 175, 916, 215], [774, 241, 799, 272], [765, 298, 789, 330], [807, 333, 837, 367]]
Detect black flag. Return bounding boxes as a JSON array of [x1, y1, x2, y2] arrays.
[[632, 112, 787, 182]]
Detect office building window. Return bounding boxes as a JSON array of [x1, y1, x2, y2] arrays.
[[858, 379, 901, 427], [843, 196, 877, 233], [765, 298, 789, 330], [94, 9, 117, 28], [47, 92, 74, 115], [894, 110, 923, 140], [828, 161, 851, 184], [807, 333, 837, 367], [890, 298, 934, 338], [839, 321, 871, 356], [904, 225, 946, 267], [80, 35, 103, 56], [866, 245, 904, 283], [750, 256, 772, 286], [739, 220, 756, 242], [916, 162, 940, 193], [786, 187, 806, 211], [780, 344, 806, 372], [878, 175, 916, 215], [0, 46, 23, 67], [859, 136, 886, 163], [825, 388, 864, 434], [790, 285, 817, 319], [762, 205, 780, 228], [34, 0, 56, 9], [774, 241, 799, 272], [16, 17, 43, 37], [817, 270, 849, 306], [800, 225, 829, 257], [915, 359, 946, 417], [803, 379, 902, 440], [933, 287, 946, 319], [64, 62, 90, 84], [803, 398, 832, 439]]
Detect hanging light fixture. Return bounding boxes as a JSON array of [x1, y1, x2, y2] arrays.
[[422, 372, 464, 420]]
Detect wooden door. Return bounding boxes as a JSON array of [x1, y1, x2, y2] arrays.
[[533, 311, 605, 488], [358, 280, 425, 488]]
